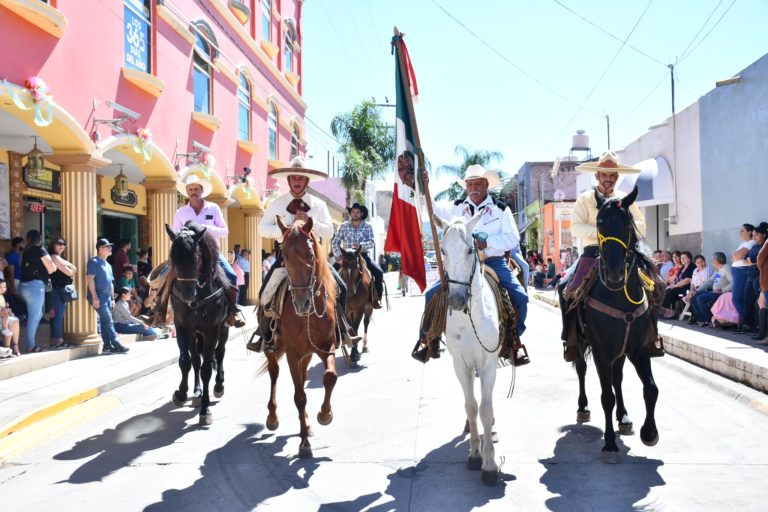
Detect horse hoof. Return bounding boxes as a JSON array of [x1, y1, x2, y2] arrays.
[[317, 411, 333, 426], [641, 427, 659, 446], [266, 418, 279, 431], [199, 413, 213, 425], [618, 422, 634, 436], [172, 391, 186, 406], [491, 431, 499, 444], [467, 456, 482, 471], [298, 445, 313, 459], [213, 386, 224, 399], [577, 410, 591, 423], [481, 469, 500, 486], [601, 451, 621, 464], [191, 396, 202, 408]]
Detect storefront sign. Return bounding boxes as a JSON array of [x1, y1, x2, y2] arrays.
[[111, 187, 138, 207], [554, 204, 572, 221], [24, 166, 61, 194], [28, 202, 46, 213], [0, 163, 9, 238], [124, 0, 150, 73]]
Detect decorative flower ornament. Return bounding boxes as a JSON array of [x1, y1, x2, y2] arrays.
[[131, 128, 153, 162], [11, 77, 54, 126], [200, 152, 215, 177]]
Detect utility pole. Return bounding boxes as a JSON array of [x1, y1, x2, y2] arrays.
[[605, 114, 611, 150]]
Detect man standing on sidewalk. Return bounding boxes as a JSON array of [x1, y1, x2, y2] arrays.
[[87, 239, 129, 353], [236, 249, 251, 306]]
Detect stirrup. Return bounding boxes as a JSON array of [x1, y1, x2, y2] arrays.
[[411, 339, 430, 363], [511, 343, 530, 366]]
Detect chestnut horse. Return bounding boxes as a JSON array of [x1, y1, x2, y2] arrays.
[[262, 216, 339, 458], [339, 247, 373, 364]]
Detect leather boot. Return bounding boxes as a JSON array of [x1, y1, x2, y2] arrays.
[[372, 280, 383, 309], [337, 311, 362, 346], [649, 335, 665, 357], [751, 309, 767, 340], [411, 338, 440, 363], [226, 287, 246, 328]]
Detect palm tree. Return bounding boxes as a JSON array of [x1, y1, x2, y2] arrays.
[[433, 145, 503, 201]]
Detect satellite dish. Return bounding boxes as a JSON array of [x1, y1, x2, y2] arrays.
[[550, 157, 561, 179], [554, 189, 566, 201]]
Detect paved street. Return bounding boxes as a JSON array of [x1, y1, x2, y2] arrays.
[[2, 275, 768, 511]]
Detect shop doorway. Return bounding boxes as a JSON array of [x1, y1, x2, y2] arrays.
[[23, 198, 61, 245], [101, 211, 139, 263]]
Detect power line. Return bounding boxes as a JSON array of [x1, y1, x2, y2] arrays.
[[430, 0, 600, 116], [677, 0, 737, 65], [677, 0, 725, 63], [549, 0, 666, 67]]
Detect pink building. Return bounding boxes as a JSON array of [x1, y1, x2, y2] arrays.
[[0, 0, 307, 343]]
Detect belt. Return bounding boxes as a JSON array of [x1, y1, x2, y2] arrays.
[[484, 256, 505, 261]]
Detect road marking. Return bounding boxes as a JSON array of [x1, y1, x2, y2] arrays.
[[0, 396, 122, 462]]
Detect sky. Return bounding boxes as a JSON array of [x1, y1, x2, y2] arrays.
[[299, 0, 768, 189]]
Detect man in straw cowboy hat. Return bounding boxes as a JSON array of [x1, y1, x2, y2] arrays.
[[559, 150, 664, 361], [332, 202, 384, 309], [413, 164, 531, 366], [246, 157, 361, 353], [146, 174, 246, 328]]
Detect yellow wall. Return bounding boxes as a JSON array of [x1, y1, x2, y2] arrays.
[[99, 176, 147, 216], [226, 208, 246, 252]]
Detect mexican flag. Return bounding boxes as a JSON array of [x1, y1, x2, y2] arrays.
[[384, 33, 426, 292]]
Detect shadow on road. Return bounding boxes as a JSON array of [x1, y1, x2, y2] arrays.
[[540, 424, 665, 511], [53, 402, 199, 484]]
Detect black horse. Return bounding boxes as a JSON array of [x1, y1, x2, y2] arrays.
[[578, 186, 660, 463], [165, 221, 229, 425]]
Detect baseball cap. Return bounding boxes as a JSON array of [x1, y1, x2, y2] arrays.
[[96, 238, 114, 249]]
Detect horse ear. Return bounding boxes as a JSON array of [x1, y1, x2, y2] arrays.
[[355, 245, 362, 256], [621, 186, 639, 210], [433, 214, 448, 231], [303, 217, 314, 234], [466, 212, 482, 236], [594, 188, 606, 209], [276, 215, 289, 235], [192, 226, 207, 242], [165, 224, 176, 240]]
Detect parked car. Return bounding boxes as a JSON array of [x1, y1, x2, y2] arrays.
[[425, 250, 437, 269]]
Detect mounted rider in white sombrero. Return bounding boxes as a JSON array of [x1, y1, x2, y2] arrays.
[[558, 151, 664, 361], [246, 157, 362, 354]]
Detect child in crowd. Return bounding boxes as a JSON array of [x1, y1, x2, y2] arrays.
[[117, 265, 142, 316], [0, 277, 21, 357], [113, 287, 167, 341]]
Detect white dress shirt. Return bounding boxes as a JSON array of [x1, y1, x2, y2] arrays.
[[260, 191, 334, 241]]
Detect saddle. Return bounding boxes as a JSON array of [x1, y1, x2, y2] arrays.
[[256, 277, 290, 344], [482, 268, 521, 353]]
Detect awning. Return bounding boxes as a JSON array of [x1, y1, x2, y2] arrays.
[[617, 157, 674, 207], [518, 217, 536, 234]]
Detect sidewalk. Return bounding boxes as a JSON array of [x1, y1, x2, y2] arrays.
[[0, 306, 259, 441], [532, 289, 768, 394]]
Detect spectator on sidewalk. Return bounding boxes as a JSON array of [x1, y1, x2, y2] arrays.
[[742, 222, 767, 335], [660, 251, 695, 318], [117, 265, 141, 315], [262, 251, 275, 277], [659, 251, 674, 281], [0, 277, 20, 357], [136, 249, 151, 280], [113, 287, 164, 340], [731, 223, 757, 330], [666, 251, 683, 286], [111, 239, 131, 284], [87, 238, 129, 353], [683, 254, 711, 313], [19, 229, 56, 353], [48, 237, 77, 348], [228, 251, 245, 304], [4, 237, 26, 322], [690, 252, 732, 326], [756, 226, 768, 345], [236, 249, 251, 306]]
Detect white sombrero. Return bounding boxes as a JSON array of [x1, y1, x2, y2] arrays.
[[177, 174, 213, 198], [458, 164, 500, 188], [268, 157, 328, 182], [576, 151, 641, 174]]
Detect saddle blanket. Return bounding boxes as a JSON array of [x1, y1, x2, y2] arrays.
[[259, 268, 287, 308]]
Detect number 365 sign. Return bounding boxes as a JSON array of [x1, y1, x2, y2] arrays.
[[124, 0, 150, 73]]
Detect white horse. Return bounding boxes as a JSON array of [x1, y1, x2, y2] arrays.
[[434, 214, 501, 486]]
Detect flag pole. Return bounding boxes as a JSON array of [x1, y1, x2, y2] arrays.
[[393, 27, 446, 289]]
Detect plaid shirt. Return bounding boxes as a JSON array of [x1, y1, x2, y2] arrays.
[[333, 220, 375, 258]]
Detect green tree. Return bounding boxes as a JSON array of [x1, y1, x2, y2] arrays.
[[331, 100, 395, 206], [433, 145, 504, 201]]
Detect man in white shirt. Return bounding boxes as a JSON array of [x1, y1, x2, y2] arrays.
[[247, 157, 360, 353]]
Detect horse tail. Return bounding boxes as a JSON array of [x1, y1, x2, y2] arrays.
[[383, 280, 391, 312], [255, 345, 287, 376]]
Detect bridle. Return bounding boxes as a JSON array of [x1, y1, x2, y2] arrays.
[[596, 206, 645, 305], [340, 255, 363, 295], [171, 233, 224, 310], [285, 227, 326, 318]]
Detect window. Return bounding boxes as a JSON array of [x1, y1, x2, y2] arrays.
[[192, 23, 217, 114], [124, 0, 152, 73], [238, 74, 251, 140], [284, 24, 295, 73], [290, 125, 299, 159], [268, 102, 278, 159], [261, 0, 271, 42]]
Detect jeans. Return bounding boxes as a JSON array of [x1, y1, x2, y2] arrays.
[[744, 269, 760, 327], [362, 253, 384, 297], [731, 266, 748, 324], [19, 280, 46, 350], [239, 271, 250, 305], [217, 253, 237, 287], [423, 256, 529, 336], [510, 248, 529, 290], [50, 287, 68, 339], [692, 291, 721, 323], [115, 322, 158, 336], [261, 254, 348, 308], [93, 293, 118, 348]]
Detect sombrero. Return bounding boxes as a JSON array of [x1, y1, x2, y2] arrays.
[[576, 151, 640, 174], [177, 174, 213, 198], [458, 164, 500, 188], [346, 202, 369, 221], [268, 157, 328, 182]]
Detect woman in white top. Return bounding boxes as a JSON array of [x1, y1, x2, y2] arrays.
[[731, 223, 757, 330], [690, 255, 712, 292]]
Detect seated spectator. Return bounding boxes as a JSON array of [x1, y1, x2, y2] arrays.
[[117, 265, 142, 316], [690, 252, 732, 326], [660, 251, 694, 318], [666, 251, 683, 286], [711, 292, 739, 327], [0, 277, 20, 357], [533, 260, 546, 288], [136, 249, 151, 279], [113, 287, 165, 340], [683, 254, 712, 308], [545, 258, 556, 283], [659, 251, 673, 281]]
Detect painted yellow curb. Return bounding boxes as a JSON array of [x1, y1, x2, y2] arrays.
[[0, 388, 100, 439]]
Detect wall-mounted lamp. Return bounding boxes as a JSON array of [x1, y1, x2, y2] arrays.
[[25, 136, 45, 179], [114, 164, 129, 199]]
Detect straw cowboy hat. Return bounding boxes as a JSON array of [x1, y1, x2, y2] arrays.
[[177, 174, 213, 198], [346, 202, 369, 221], [268, 156, 328, 182], [458, 164, 500, 188], [576, 151, 641, 174]]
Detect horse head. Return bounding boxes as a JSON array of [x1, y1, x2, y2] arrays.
[[166, 222, 208, 302], [278, 215, 318, 315], [595, 186, 639, 287], [434, 213, 482, 311], [339, 246, 362, 286]]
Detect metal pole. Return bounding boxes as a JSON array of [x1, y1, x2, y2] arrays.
[[393, 27, 446, 289], [605, 114, 611, 150]]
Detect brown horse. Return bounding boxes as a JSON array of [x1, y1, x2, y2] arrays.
[[262, 216, 339, 458], [339, 247, 373, 365]]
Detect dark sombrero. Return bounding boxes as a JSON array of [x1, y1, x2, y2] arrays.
[[346, 202, 368, 221]]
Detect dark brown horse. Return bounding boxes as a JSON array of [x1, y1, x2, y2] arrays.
[[262, 216, 338, 458], [339, 247, 373, 364]]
